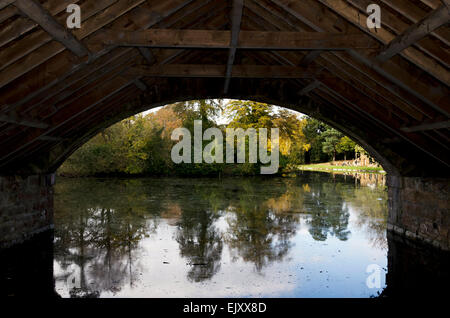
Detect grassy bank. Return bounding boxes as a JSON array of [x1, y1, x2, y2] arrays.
[[297, 163, 386, 174]]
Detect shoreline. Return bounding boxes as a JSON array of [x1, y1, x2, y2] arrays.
[[297, 163, 385, 174]]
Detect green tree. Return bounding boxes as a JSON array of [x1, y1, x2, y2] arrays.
[[336, 136, 356, 161], [321, 128, 343, 161]]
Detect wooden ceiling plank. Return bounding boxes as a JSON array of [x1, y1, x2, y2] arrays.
[[0, 0, 15, 10], [244, 0, 322, 66], [43, 52, 141, 114], [315, 0, 450, 86], [348, 0, 449, 66], [20, 48, 134, 114], [314, 86, 393, 137], [0, 0, 115, 73], [1, 85, 140, 165], [0, 77, 134, 163], [272, 0, 449, 118], [0, 5, 18, 24], [376, 3, 450, 62], [29, 0, 224, 114], [314, 54, 414, 122], [13, 0, 89, 57], [0, 0, 145, 89], [315, 77, 450, 167], [0, 0, 195, 103], [0, 0, 81, 49], [379, 0, 450, 46], [251, 0, 446, 118], [243, 5, 428, 122], [154, 0, 217, 29], [419, 0, 443, 9]]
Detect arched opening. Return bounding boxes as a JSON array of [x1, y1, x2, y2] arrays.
[[51, 98, 391, 297], [28, 89, 401, 177]]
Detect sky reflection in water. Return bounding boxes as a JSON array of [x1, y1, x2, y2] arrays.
[[53, 172, 387, 298]]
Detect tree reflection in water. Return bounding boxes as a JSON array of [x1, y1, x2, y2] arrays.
[[54, 179, 160, 297], [54, 172, 387, 297]]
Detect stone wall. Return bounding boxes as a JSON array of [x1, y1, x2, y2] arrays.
[[388, 175, 450, 251], [0, 174, 54, 249]]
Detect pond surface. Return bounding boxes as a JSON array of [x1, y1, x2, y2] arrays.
[[53, 172, 388, 298]]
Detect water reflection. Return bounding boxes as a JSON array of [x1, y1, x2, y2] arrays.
[[51, 172, 391, 297]]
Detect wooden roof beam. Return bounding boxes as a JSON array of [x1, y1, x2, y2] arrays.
[[134, 79, 148, 91], [101, 29, 380, 49], [378, 0, 450, 46], [0, 0, 15, 10], [299, 51, 322, 66], [0, 78, 134, 165], [224, 0, 244, 94], [315, 78, 450, 168], [377, 3, 450, 62], [420, 0, 448, 9], [138, 47, 156, 65], [272, 0, 449, 117], [127, 64, 321, 78], [299, 80, 321, 95], [0, 0, 147, 89], [348, 0, 450, 66], [0, 0, 82, 49], [37, 136, 66, 142], [401, 120, 450, 133], [314, 0, 449, 86], [13, 0, 89, 57], [0, 114, 48, 129]]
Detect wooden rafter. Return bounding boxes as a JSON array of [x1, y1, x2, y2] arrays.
[[242, 3, 431, 122], [378, 0, 450, 46], [0, 113, 48, 129], [224, 0, 244, 94], [138, 47, 156, 65], [0, 78, 134, 164], [401, 121, 450, 133], [0, 0, 147, 89], [299, 51, 322, 66], [315, 0, 450, 86], [0, 0, 14, 10], [376, 3, 450, 62], [271, 0, 449, 116], [13, 0, 89, 57], [0, 0, 82, 49], [347, 0, 450, 66], [134, 79, 148, 91], [299, 80, 321, 95]]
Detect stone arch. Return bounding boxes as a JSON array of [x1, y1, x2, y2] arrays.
[[22, 78, 403, 177]]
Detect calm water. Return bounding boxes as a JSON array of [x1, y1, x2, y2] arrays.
[[53, 172, 388, 298]]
